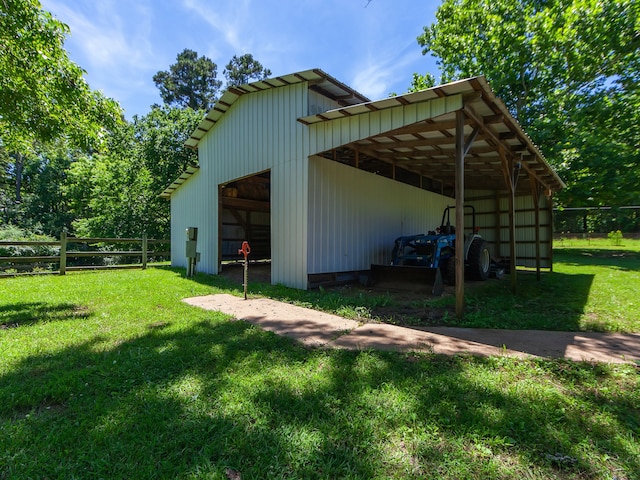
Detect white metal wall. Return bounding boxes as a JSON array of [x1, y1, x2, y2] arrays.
[[308, 90, 341, 115], [170, 83, 310, 287], [308, 156, 451, 273], [307, 95, 462, 155], [169, 169, 214, 269]]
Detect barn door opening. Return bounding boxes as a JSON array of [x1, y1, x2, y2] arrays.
[[218, 171, 271, 279]]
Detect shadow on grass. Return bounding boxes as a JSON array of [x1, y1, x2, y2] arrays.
[[0, 302, 91, 329], [155, 265, 246, 294], [460, 271, 596, 331], [1, 315, 638, 478], [555, 248, 640, 271]]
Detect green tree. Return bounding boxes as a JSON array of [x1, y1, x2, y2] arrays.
[[417, 0, 640, 215], [408, 72, 436, 93], [153, 49, 222, 111], [0, 0, 121, 152], [0, 0, 122, 233], [71, 107, 201, 239], [223, 53, 272, 87], [16, 142, 78, 235]]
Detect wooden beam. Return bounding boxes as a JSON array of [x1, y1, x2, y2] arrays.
[[530, 175, 541, 281], [221, 196, 271, 212], [464, 127, 480, 156], [464, 103, 555, 193], [500, 149, 517, 293], [548, 195, 555, 272], [227, 207, 248, 231], [455, 110, 465, 318], [495, 193, 502, 258], [377, 119, 459, 137], [218, 185, 223, 274]]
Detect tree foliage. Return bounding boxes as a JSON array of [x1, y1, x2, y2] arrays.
[[153, 49, 223, 111], [0, 0, 122, 152], [154, 50, 273, 111], [70, 107, 201, 239], [1, 2, 274, 239], [417, 0, 640, 212], [408, 72, 436, 93], [223, 53, 272, 87]]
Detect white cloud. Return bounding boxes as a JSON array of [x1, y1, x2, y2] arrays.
[[350, 43, 420, 99], [40, 0, 159, 115], [41, 0, 155, 71], [181, 0, 253, 54]]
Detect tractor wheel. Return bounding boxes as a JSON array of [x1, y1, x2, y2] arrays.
[[467, 238, 491, 281], [443, 256, 456, 285]]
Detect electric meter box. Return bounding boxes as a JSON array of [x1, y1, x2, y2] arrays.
[[186, 240, 197, 258], [186, 227, 198, 241]]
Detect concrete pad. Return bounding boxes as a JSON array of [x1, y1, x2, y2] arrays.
[[330, 323, 530, 358], [422, 327, 640, 364], [184, 294, 640, 364], [183, 294, 359, 347]]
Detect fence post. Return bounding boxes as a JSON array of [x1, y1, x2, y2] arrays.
[[59, 232, 67, 275], [142, 233, 148, 270]]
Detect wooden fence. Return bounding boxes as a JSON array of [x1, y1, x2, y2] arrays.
[[0, 233, 170, 277]]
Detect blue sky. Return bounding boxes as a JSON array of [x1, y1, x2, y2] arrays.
[[40, 0, 442, 119]]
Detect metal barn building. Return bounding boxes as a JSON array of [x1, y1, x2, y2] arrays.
[[161, 69, 564, 312]]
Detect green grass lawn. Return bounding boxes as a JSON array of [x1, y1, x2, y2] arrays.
[[460, 238, 640, 332], [1, 241, 639, 479]]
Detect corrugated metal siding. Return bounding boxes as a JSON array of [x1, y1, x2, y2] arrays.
[[307, 95, 462, 155], [194, 82, 310, 287], [466, 188, 553, 268], [308, 91, 341, 115], [308, 156, 451, 273], [272, 160, 308, 288], [169, 169, 216, 270]]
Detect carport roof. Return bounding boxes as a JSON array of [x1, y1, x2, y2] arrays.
[[171, 70, 563, 199], [298, 75, 565, 194]]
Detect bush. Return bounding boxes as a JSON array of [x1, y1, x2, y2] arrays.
[[607, 230, 623, 246], [0, 225, 59, 257]]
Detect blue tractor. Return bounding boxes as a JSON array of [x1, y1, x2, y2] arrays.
[[371, 205, 491, 295]]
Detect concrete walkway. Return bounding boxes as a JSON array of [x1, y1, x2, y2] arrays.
[[183, 294, 640, 364]]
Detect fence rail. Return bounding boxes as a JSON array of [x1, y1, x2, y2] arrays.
[[0, 233, 170, 277]]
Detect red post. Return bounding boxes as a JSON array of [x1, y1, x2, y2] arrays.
[[238, 241, 251, 299]]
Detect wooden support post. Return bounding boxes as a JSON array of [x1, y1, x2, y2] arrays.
[[500, 151, 517, 293], [455, 110, 465, 318], [142, 233, 148, 270], [507, 165, 517, 293], [59, 232, 66, 275], [495, 193, 502, 257], [508, 188, 517, 292], [218, 185, 224, 274], [530, 177, 541, 281], [548, 194, 555, 272]]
